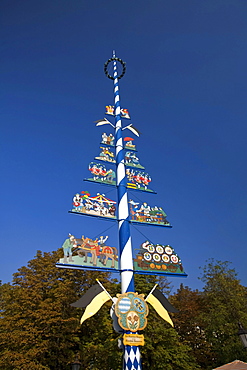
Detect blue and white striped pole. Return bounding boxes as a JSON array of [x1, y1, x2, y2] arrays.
[[105, 51, 142, 370], [112, 52, 135, 294]]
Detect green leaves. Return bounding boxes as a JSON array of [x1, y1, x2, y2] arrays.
[[171, 260, 247, 369], [1, 252, 247, 369], [0, 249, 113, 369]]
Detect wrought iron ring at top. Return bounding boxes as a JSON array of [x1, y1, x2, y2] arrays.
[[104, 57, 126, 80]]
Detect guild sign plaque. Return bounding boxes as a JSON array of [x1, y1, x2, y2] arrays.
[[123, 334, 145, 346]]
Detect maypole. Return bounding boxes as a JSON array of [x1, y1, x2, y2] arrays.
[[56, 51, 187, 370], [105, 51, 141, 370], [112, 52, 134, 293]]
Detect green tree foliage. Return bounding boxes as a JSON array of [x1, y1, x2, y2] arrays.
[[0, 252, 200, 369], [170, 284, 213, 369], [134, 275, 201, 370], [1, 252, 247, 369], [170, 259, 247, 370], [0, 249, 114, 369], [142, 308, 200, 370], [198, 259, 247, 368]]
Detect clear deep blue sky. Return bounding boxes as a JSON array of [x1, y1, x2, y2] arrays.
[[1, 0, 247, 292]]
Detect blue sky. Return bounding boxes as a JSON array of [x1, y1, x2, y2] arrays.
[[1, 0, 247, 292]]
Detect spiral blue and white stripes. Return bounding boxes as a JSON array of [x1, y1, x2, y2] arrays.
[[113, 54, 135, 295], [112, 52, 142, 370]]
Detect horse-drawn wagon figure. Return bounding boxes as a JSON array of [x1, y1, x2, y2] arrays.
[[73, 235, 118, 268]]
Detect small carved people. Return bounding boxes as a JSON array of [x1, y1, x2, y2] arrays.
[[62, 234, 76, 263]]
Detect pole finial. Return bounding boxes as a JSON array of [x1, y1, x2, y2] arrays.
[[113, 50, 116, 57], [104, 55, 126, 80]]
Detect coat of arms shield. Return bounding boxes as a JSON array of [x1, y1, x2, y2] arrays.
[[115, 292, 149, 332]]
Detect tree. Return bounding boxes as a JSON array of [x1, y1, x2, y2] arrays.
[[198, 259, 247, 368], [134, 275, 201, 370], [0, 249, 114, 369], [0, 252, 201, 369], [170, 284, 213, 369]]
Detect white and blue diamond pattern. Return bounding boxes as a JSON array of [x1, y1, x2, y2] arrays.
[[124, 346, 142, 370]]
